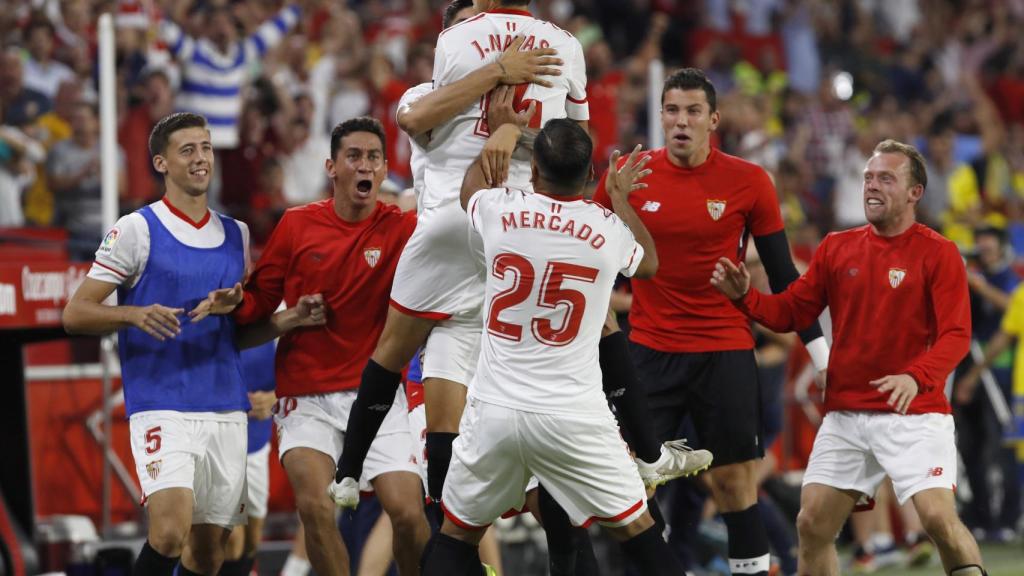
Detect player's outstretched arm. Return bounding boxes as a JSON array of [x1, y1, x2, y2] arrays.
[[63, 277, 184, 341], [460, 123, 523, 209], [188, 282, 244, 323], [711, 246, 830, 335], [604, 145, 658, 278], [236, 293, 326, 349], [753, 231, 829, 369], [398, 36, 562, 137]]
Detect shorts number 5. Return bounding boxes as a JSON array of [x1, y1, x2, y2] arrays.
[[145, 426, 162, 455]]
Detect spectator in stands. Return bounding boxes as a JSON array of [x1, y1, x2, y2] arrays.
[[832, 123, 878, 230], [368, 47, 411, 184], [269, 34, 330, 136], [801, 74, 854, 212], [773, 158, 813, 237], [322, 9, 371, 128], [47, 103, 124, 261], [921, 118, 983, 247], [954, 226, 1022, 542], [1, 47, 50, 127], [280, 93, 329, 206], [53, 0, 94, 66], [159, 1, 302, 148], [0, 100, 46, 227], [22, 17, 76, 101], [23, 79, 80, 226], [119, 68, 175, 212], [780, 0, 822, 95]]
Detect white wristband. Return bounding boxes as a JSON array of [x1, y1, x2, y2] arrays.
[[806, 336, 830, 372]]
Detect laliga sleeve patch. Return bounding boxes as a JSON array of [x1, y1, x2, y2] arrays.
[[98, 227, 121, 255]]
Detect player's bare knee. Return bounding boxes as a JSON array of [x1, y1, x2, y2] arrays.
[[240, 537, 259, 558], [427, 412, 462, 433], [387, 503, 425, 534], [919, 509, 960, 544], [294, 492, 335, 527], [148, 521, 189, 556], [709, 466, 756, 509], [796, 508, 834, 544], [371, 340, 413, 372], [223, 527, 245, 560], [241, 521, 262, 557]]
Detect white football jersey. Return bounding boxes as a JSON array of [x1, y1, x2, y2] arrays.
[[397, 82, 433, 210], [467, 188, 643, 415], [423, 9, 589, 209], [89, 200, 251, 289]]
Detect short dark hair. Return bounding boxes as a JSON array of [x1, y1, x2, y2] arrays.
[[330, 117, 387, 160], [662, 67, 717, 112], [148, 112, 208, 157], [25, 17, 55, 39], [141, 66, 171, 85], [974, 225, 1006, 244], [443, 0, 474, 29], [534, 119, 593, 194], [873, 139, 928, 191]]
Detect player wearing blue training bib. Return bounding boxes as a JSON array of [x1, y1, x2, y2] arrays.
[[65, 113, 253, 576]]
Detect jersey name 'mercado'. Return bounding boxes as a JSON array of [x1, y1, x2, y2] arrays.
[[500, 210, 607, 250]]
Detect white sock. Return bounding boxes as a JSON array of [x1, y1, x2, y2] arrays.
[[870, 532, 895, 551], [280, 554, 311, 576]]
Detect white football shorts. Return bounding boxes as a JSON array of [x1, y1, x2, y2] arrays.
[[803, 411, 958, 505], [408, 401, 429, 496], [244, 443, 271, 519], [390, 200, 484, 320], [274, 390, 419, 490], [129, 410, 248, 528], [441, 397, 647, 529]]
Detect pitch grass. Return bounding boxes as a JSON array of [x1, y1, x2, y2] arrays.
[[840, 541, 1023, 575]]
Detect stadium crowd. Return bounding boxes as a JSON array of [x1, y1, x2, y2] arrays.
[[4, 0, 1024, 574]]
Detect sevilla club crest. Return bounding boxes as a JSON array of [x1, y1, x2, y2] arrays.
[[364, 247, 381, 268], [146, 460, 162, 481], [888, 268, 907, 288], [706, 199, 726, 221]]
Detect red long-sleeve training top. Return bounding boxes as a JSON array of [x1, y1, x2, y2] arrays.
[[735, 223, 970, 415], [234, 199, 417, 397]]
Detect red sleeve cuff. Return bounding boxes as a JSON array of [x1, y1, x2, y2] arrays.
[[233, 293, 262, 325], [904, 369, 931, 394], [732, 288, 758, 313]]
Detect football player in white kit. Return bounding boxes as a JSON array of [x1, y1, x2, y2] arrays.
[[421, 116, 684, 576], [336, 0, 589, 510]]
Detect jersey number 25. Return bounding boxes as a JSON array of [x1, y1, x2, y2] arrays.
[[488, 253, 597, 346]]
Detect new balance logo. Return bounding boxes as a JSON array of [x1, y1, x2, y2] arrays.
[[369, 404, 392, 412], [640, 201, 661, 212], [927, 467, 944, 477]]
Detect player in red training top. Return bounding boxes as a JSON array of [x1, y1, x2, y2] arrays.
[[712, 140, 985, 576], [232, 118, 429, 576], [592, 67, 830, 575]]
